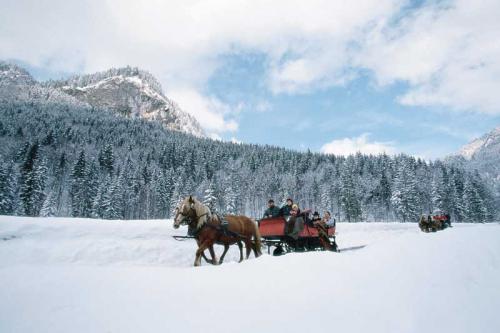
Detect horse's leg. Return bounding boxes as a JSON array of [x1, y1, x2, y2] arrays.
[[252, 240, 262, 258], [194, 240, 211, 267], [244, 239, 252, 259], [219, 244, 229, 264], [208, 245, 218, 265], [237, 240, 244, 262], [197, 239, 211, 263], [202, 251, 211, 263]]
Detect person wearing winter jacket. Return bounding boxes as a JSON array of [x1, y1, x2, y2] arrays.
[[309, 211, 321, 227], [286, 203, 304, 240], [323, 211, 336, 228], [263, 199, 281, 218], [279, 198, 294, 217]]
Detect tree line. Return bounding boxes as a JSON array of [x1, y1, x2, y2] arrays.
[[0, 101, 496, 222]]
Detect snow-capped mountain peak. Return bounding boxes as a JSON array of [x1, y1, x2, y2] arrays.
[[0, 62, 204, 137], [45, 67, 205, 137], [458, 126, 500, 160], [0, 62, 36, 86]]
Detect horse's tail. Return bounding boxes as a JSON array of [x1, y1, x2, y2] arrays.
[[252, 219, 262, 256]]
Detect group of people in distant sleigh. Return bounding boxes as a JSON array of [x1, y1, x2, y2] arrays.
[[263, 198, 336, 250]]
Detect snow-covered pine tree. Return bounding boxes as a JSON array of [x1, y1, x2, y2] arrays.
[[202, 180, 217, 213], [378, 172, 391, 221], [98, 144, 114, 175], [450, 169, 466, 222], [431, 176, 445, 213], [70, 151, 87, 217], [19, 142, 47, 216], [0, 92, 496, 221], [84, 160, 100, 217], [339, 158, 361, 222], [463, 175, 486, 223], [91, 182, 106, 218], [391, 158, 420, 222], [154, 168, 174, 218], [40, 190, 57, 217], [0, 161, 16, 215]]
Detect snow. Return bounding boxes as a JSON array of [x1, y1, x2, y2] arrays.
[[459, 137, 485, 160], [1, 216, 499, 333], [458, 126, 500, 160]]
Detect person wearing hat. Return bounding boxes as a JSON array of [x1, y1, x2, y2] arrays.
[[308, 211, 321, 227], [263, 199, 280, 219], [313, 211, 334, 251], [279, 198, 294, 217]]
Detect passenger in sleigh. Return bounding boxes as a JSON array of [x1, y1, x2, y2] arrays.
[[279, 198, 294, 217], [263, 199, 280, 219], [308, 211, 321, 226], [285, 204, 304, 240], [313, 211, 335, 251]]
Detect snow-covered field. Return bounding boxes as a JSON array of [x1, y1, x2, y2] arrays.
[[1, 216, 499, 333]]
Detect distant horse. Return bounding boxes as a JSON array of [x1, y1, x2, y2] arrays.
[[173, 196, 262, 266], [419, 215, 430, 232], [419, 215, 444, 232]]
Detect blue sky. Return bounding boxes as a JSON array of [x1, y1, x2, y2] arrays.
[[3, 0, 500, 159], [205, 53, 499, 158]]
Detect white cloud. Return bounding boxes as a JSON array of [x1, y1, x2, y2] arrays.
[[1, 0, 499, 120], [167, 88, 238, 133], [356, 0, 500, 114], [320, 133, 396, 156]]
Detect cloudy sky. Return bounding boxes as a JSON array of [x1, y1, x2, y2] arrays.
[[1, 0, 499, 158]]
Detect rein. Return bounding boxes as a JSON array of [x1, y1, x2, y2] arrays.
[[177, 210, 210, 226]]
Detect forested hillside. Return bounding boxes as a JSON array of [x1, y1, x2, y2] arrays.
[[0, 99, 496, 222]]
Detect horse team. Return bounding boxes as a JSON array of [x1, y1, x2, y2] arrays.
[[419, 212, 452, 232], [173, 196, 262, 266]]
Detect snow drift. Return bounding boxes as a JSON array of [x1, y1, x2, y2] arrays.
[[1, 216, 499, 333]]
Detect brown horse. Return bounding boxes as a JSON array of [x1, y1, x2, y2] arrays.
[[174, 199, 244, 265], [419, 215, 430, 232], [419, 215, 444, 232], [173, 196, 262, 266]]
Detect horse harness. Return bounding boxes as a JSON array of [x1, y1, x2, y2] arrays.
[[179, 208, 246, 239]]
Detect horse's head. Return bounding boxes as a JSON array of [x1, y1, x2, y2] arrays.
[[173, 195, 197, 229]]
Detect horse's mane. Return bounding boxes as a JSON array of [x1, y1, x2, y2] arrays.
[[181, 196, 211, 229]]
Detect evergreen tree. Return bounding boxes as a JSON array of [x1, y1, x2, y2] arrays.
[[19, 142, 47, 216], [0, 161, 16, 215], [70, 151, 87, 217], [202, 180, 217, 213], [40, 191, 57, 217], [391, 158, 420, 222], [378, 172, 391, 220], [0, 97, 496, 222], [98, 144, 114, 175], [339, 160, 361, 222], [463, 175, 487, 223]]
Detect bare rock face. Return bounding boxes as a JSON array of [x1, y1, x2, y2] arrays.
[[0, 62, 88, 107], [458, 126, 500, 160], [0, 62, 205, 137], [45, 67, 205, 137], [451, 126, 500, 180]]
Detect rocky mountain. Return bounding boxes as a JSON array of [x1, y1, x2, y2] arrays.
[[44, 67, 204, 137], [458, 126, 500, 160], [0, 62, 205, 137], [449, 126, 500, 180], [0, 62, 87, 107]]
